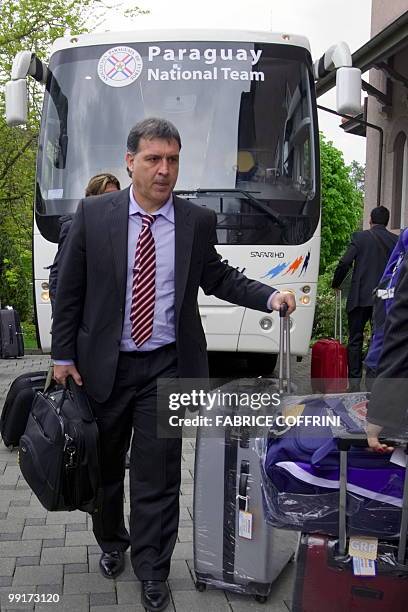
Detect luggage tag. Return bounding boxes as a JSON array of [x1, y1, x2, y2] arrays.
[[359, 558, 376, 576], [349, 535, 378, 560], [283, 404, 305, 419], [352, 557, 376, 576], [390, 447, 408, 468], [269, 403, 305, 438], [237, 495, 253, 540], [349, 536, 378, 576]]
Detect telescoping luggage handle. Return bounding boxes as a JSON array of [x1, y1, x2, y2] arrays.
[[334, 289, 343, 344], [278, 303, 292, 393], [337, 437, 408, 564]]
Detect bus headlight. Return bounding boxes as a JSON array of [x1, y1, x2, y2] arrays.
[[41, 282, 49, 290], [260, 317, 273, 330], [301, 285, 311, 294], [300, 295, 311, 305], [41, 291, 50, 302]]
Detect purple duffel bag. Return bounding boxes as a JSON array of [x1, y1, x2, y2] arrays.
[[263, 393, 405, 539]]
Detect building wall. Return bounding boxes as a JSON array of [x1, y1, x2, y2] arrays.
[[365, 2, 408, 229], [371, 0, 408, 36]]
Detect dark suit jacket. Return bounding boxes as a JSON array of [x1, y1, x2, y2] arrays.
[[368, 252, 408, 430], [51, 190, 276, 403], [49, 215, 74, 310], [332, 225, 398, 312]]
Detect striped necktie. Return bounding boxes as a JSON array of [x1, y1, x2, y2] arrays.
[[130, 213, 156, 347]]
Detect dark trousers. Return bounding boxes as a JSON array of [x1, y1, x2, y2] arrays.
[[90, 343, 181, 581], [365, 365, 377, 391], [347, 306, 372, 385]]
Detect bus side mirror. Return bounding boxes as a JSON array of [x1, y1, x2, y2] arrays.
[[5, 79, 28, 126], [336, 67, 362, 116]]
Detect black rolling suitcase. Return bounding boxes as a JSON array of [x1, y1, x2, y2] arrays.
[[19, 377, 101, 513], [0, 307, 24, 358], [0, 371, 47, 448]]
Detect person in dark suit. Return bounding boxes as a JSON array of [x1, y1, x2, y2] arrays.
[[49, 173, 121, 309], [332, 206, 397, 390], [51, 118, 296, 612], [366, 252, 408, 451]]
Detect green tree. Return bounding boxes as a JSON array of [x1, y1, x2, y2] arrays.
[[349, 159, 365, 193], [319, 134, 364, 272], [313, 136, 365, 340], [0, 0, 95, 317]]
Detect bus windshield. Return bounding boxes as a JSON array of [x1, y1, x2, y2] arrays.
[[36, 40, 319, 244]]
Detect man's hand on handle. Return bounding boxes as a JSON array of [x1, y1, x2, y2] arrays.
[[270, 291, 296, 316], [53, 364, 83, 387]]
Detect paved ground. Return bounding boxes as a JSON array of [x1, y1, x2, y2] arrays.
[[0, 353, 311, 612]]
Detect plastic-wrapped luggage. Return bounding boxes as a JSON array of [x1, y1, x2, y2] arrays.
[[293, 533, 408, 611], [193, 307, 297, 601], [292, 437, 408, 612], [262, 392, 407, 539]]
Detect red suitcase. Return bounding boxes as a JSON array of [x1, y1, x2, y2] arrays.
[[311, 290, 348, 392], [292, 438, 408, 611], [293, 534, 408, 611]]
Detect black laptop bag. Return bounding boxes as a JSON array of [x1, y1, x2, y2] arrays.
[[19, 377, 101, 513]]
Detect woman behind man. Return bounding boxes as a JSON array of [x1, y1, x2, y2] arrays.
[[49, 173, 120, 308], [85, 173, 121, 197]]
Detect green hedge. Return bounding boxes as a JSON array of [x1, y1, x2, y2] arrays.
[[21, 320, 38, 350]]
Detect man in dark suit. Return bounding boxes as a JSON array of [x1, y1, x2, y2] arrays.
[[51, 118, 295, 612], [332, 206, 397, 390]]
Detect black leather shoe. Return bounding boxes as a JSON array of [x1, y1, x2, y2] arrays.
[[99, 551, 124, 579], [141, 580, 169, 612]]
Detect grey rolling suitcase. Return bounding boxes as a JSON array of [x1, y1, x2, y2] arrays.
[[0, 307, 24, 358], [193, 307, 297, 601]]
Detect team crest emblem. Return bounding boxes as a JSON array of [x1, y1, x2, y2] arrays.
[[98, 46, 143, 87]]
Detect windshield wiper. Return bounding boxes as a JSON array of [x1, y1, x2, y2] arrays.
[[174, 188, 286, 228], [46, 71, 68, 169]]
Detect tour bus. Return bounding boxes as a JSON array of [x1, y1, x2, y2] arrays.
[[6, 30, 361, 370]]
